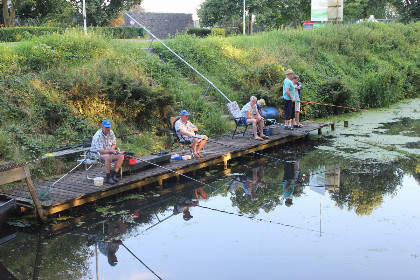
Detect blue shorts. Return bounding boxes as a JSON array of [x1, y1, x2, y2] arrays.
[[284, 100, 295, 120]]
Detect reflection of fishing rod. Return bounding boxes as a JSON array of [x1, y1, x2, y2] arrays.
[[122, 154, 330, 235], [121, 242, 162, 280], [195, 205, 332, 236], [68, 232, 163, 279], [193, 136, 343, 180], [144, 213, 174, 231]]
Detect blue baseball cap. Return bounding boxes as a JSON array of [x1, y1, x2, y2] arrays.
[[180, 110, 190, 116], [183, 215, 193, 221], [102, 119, 112, 127]]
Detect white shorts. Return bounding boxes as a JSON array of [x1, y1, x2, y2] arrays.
[[295, 101, 300, 112], [183, 134, 207, 143]]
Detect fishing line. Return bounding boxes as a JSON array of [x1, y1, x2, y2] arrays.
[[300, 101, 371, 112], [121, 243, 163, 280]]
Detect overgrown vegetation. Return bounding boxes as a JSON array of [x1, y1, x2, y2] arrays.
[[0, 23, 418, 182]]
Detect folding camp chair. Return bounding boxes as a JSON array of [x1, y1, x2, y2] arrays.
[[78, 139, 103, 180], [226, 101, 250, 138]]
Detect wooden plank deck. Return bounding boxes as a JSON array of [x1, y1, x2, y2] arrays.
[[0, 121, 334, 217]]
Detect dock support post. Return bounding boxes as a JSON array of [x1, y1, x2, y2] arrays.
[[318, 128, 322, 135], [223, 154, 231, 170], [24, 166, 48, 222], [0, 165, 48, 222]]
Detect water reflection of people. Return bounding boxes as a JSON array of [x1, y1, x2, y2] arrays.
[[97, 218, 127, 266], [283, 161, 297, 207], [239, 166, 265, 201], [174, 187, 209, 220]]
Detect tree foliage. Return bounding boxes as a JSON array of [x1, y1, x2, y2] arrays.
[[2, 0, 143, 27], [73, 0, 143, 27], [394, 0, 420, 23], [198, 0, 311, 31]]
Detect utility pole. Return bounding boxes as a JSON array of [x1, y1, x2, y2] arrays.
[[83, 0, 87, 34], [243, 0, 246, 34]]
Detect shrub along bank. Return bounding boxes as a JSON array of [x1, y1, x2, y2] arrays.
[[0, 23, 419, 181], [0, 26, 145, 42]]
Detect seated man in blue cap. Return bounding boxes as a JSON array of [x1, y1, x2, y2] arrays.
[[91, 119, 124, 184], [174, 110, 208, 158]]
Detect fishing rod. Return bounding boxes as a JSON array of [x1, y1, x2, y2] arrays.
[[48, 159, 86, 187], [121, 243, 163, 280], [300, 101, 372, 112]]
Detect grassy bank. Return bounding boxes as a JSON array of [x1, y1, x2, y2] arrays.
[[0, 23, 419, 181], [156, 22, 419, 118]]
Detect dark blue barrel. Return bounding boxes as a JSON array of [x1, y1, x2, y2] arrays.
[[261, 107, 280, 120]]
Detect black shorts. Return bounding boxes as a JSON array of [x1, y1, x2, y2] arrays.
[[284, 100, 295, 120]]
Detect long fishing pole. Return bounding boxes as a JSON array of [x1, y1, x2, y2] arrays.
[[121, 242, 162, 280], [300, 100, 372, 112]]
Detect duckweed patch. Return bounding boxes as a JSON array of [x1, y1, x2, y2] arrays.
[[316, 99, 420, 161]]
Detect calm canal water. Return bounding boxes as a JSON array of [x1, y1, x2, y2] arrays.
[[1, 100, 419, 280]]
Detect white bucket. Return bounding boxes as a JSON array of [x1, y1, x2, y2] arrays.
[[94, 177, 104, 186]]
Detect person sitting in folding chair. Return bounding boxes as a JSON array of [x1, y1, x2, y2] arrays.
[[90, 119, 124, 184], [174, 110, 208, 159], [241, 96, 269, 141]]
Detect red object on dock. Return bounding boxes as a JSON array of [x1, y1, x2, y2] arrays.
[[128, 158, 137, 165]]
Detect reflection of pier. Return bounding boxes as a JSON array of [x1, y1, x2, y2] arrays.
[[325, 165, 340, 191], [0, 122, 334, 219]]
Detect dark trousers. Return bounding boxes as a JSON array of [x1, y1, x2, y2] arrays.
[[284, 100, 295, 120]]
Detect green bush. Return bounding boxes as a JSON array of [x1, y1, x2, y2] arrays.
[[16, 31, 109, 70], [0, 27, 63, 42], [0, 26, 145, 42], [314, 79, 354, 117], [0, 129, 13, 160], [186, 28, 211, 37], [211, 28, 226, 37]]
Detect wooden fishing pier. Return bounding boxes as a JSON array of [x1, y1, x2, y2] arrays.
[[0, 122, 334, 220]]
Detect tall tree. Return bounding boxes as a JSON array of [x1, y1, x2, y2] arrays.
[[393, 0, 420, 23], [344, 0, 394, 20], [197, 0, 242, 28], [73, 0, 143, 26], [198, 0, 311, 32], [2, 0, 21, 27]]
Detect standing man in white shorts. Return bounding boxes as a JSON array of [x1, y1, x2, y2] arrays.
[[292, 74, 304, 128]]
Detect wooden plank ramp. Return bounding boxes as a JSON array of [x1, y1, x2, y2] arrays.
[[0, 122, 334, 217]]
